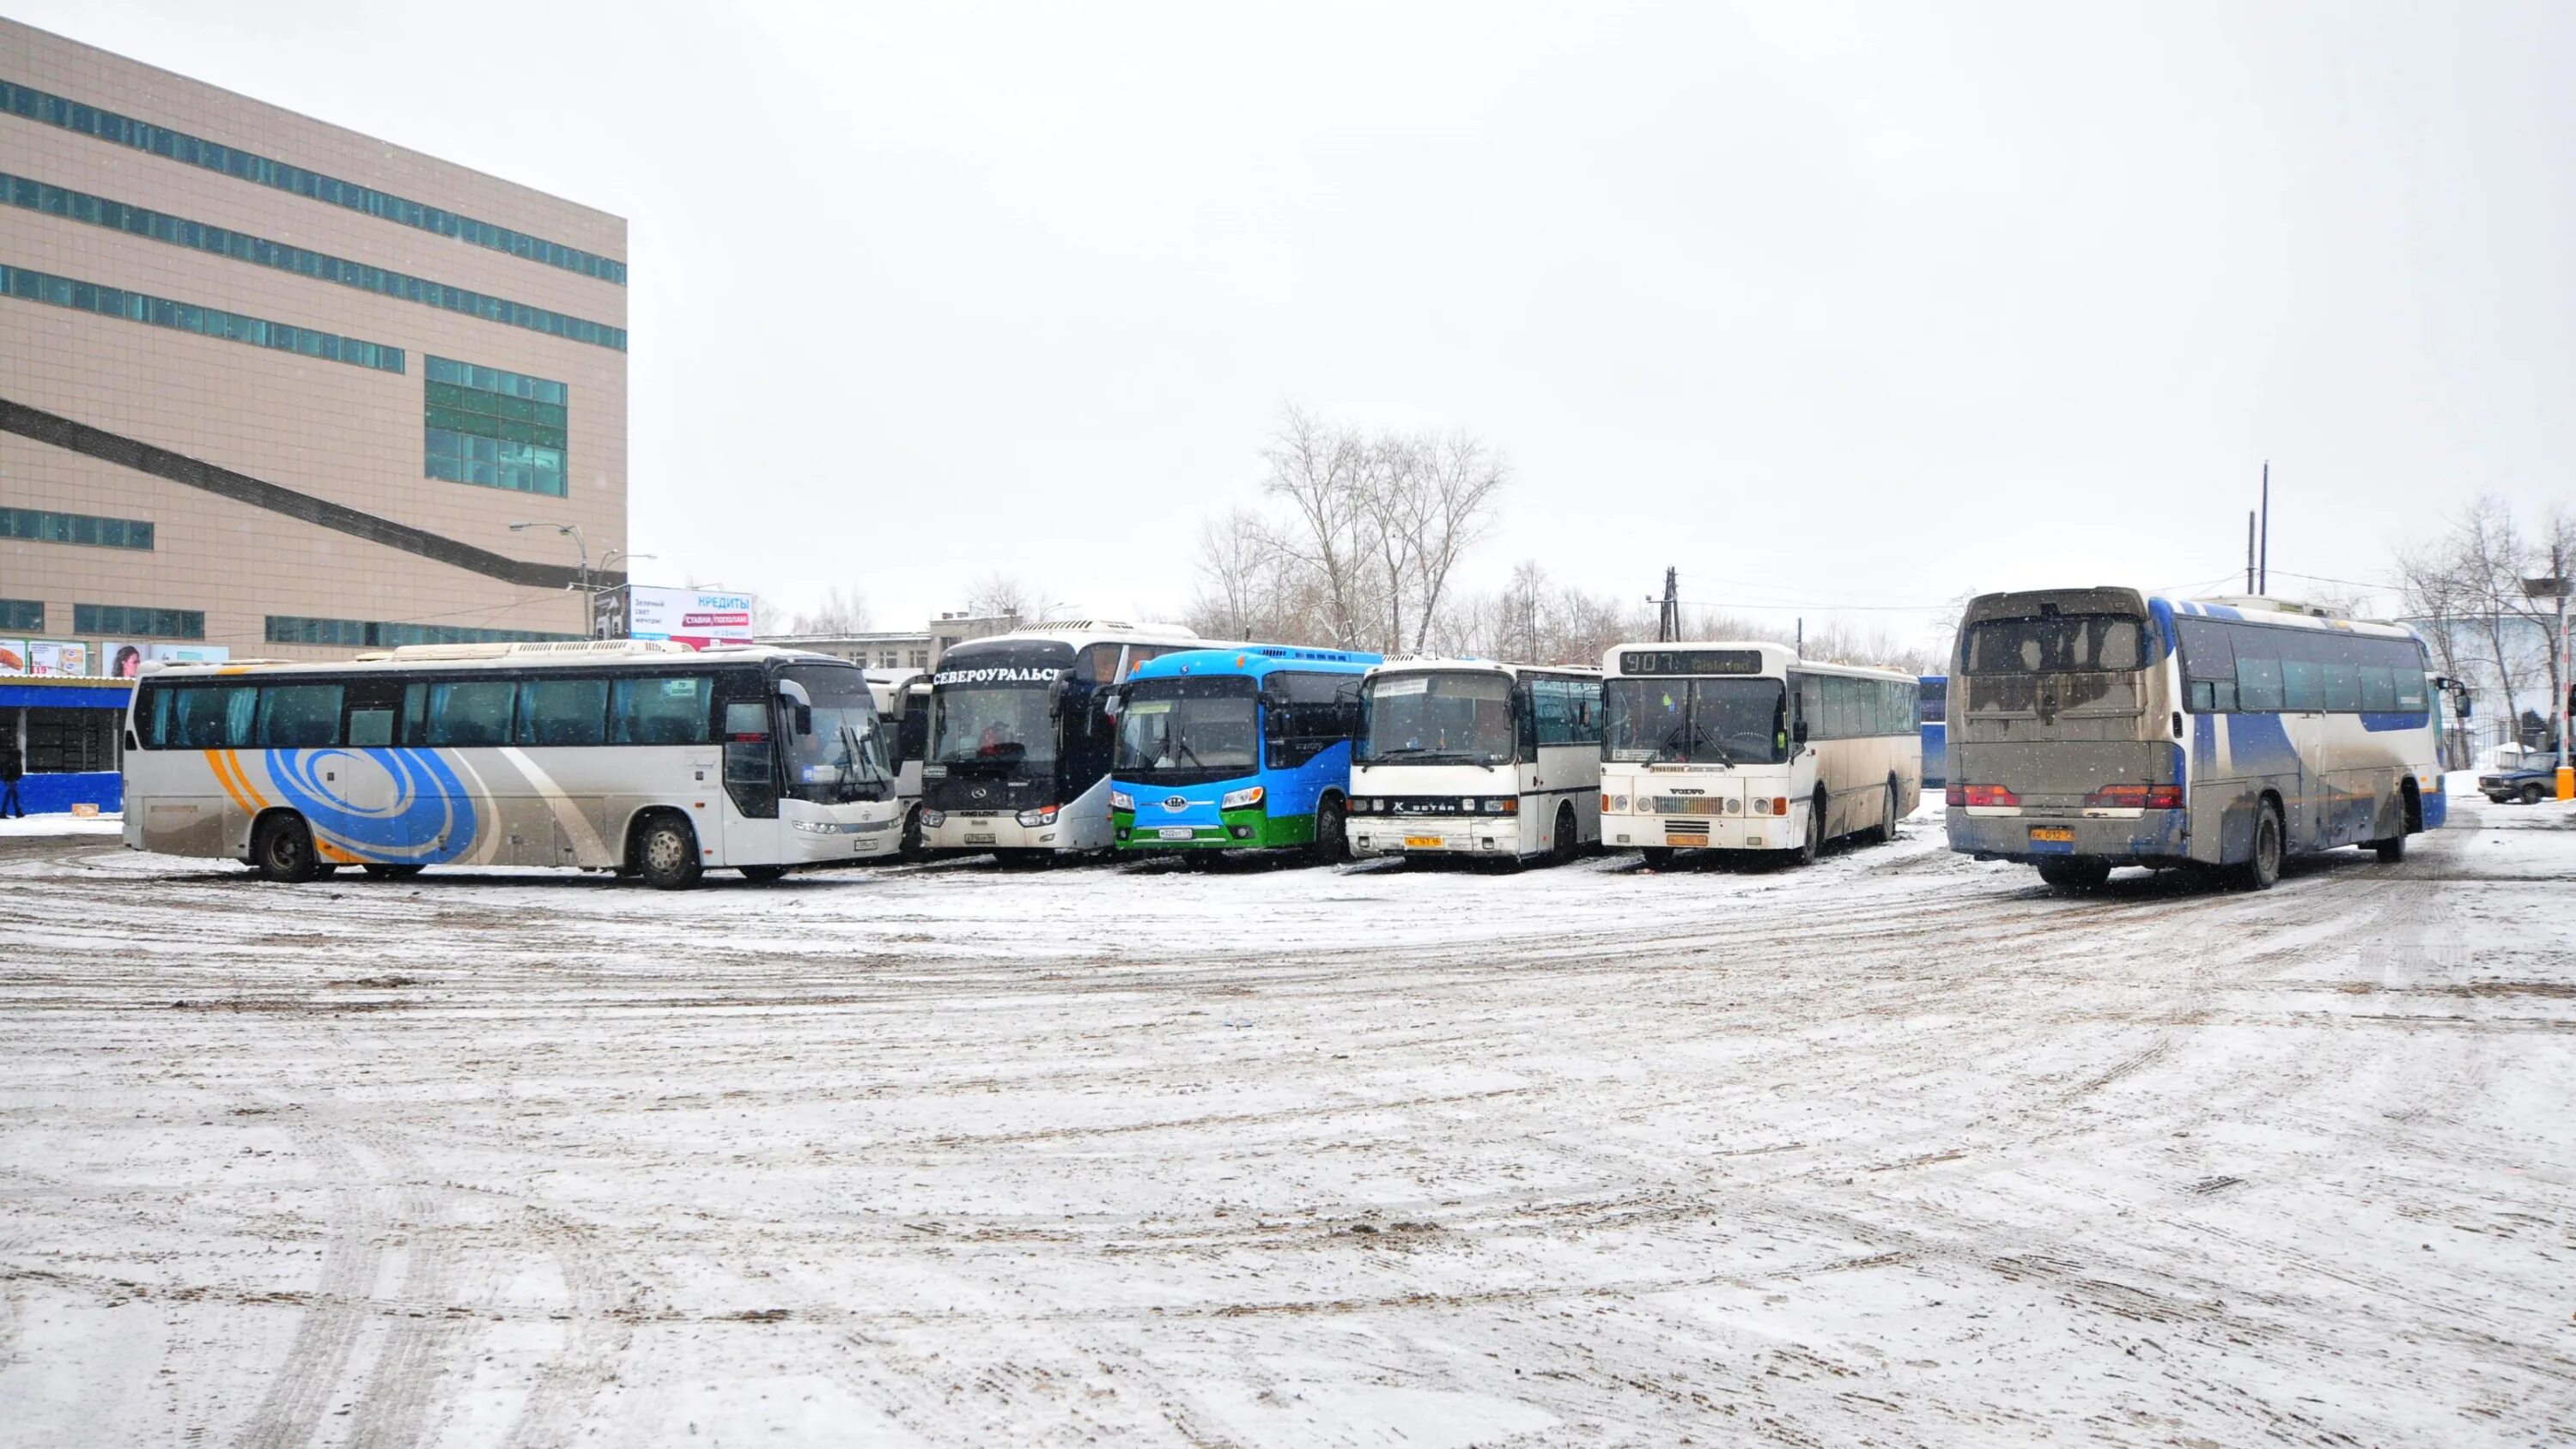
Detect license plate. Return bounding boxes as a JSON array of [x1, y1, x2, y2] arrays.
[[963, 833, 996, 846], [2029, 826, 2075, 852], [1404, 835, 1443, 849], [1157, 828, 1196, 840]]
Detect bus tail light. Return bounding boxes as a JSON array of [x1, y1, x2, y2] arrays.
[[2086, 783, 2184, 809], [1948, 785, 2020, 808]]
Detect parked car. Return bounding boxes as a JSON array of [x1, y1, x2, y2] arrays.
[[2479, 754, 2565, 804]]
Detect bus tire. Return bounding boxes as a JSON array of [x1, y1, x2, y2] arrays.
[[898, 805, 929, 863], [2372, 781, 2418, 862], [252, 812, 322, 883], [2232, 798, 2283, 892], [1795, 791, 1826, 866], [2035, 857, 2111, 891], [1638, 846, 1675, 870], [1876, 779, 1899, 844], [2372, 834, 2407, 864], [1549, 803, 1580, 867], [1308, 797, 1350, 866], [633, 812, 702, 890], [360, 863, 424, 880], [738, 864, 789, 882]]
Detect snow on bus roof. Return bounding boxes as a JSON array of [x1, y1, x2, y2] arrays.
[[134, 640, 851, 676]]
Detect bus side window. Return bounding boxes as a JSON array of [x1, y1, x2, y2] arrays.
[[423, 679, 516, 747], [1531, 677, 1574, 746], [165, 683, 258, 749], [255, 683, 343, 749], [519, 676, 610, 747], [2229, 627, 2285, 712], [612, 676, 713, 745], [1573, 679, 1604, 743]]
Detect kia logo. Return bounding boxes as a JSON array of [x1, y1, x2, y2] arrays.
[[1163, 795, 1188, 811]]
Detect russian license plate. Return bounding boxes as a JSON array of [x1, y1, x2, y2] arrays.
[[1157, 828, 1196, 840], [2029, 826, 2075, 853], [1404, 835, 1443, 849], [963, 833, 996, 846]]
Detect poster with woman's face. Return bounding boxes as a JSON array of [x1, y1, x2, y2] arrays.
[[100, 641, 146, 679]]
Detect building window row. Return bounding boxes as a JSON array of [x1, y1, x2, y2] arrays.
[[0, 79, 627, 286], [424, 356, 569, 496], [74, 603, 204, 640], [0, 264, 406, 373], [264, 615, 586, 649], [0, 598, 41, 631], [0, 506, 154, 550], [0, 173, 626, 351]]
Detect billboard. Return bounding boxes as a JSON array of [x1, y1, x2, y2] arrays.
[[606, 586, 756, 649], [28, 640, 91, 676]]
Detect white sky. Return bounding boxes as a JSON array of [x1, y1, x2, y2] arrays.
[[23, 1, 2576, 650]]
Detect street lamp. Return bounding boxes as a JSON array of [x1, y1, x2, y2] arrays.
[[509, 520, 589, 594], [599, 549, 655, 584]]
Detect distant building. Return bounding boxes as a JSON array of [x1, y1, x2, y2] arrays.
[[0, 16, 629, 673], [760, 612, 1022, 673]]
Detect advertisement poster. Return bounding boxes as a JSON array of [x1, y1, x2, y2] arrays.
[[98, 640, 148, 680], [621, 586, 756, 649], [0, 639, 24, 676], [28, 640, 91, 676]]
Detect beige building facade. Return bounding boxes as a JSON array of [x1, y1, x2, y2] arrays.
[[0, 17, 626, 669]]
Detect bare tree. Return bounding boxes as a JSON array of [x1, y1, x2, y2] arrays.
[[787, 585, 872, 635], [966, 573, 1051, 627], [1399, 432, 1510, 652], [1258, 408, 1376, 648]]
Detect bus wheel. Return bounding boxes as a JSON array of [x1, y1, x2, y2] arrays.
[[2371, 833, 2407, 864], [1638, 846, 1675, 870], [1308, 798, 1350, 865], [634, 814, 702, 890], [1549, 803, 1579, 867], [1795, 794, 1826, 865], [1876, 780, 1899, 844], [360, 863, 424, 880], [2231, 799, 2283, 891], [738, 864, 789, 882], [2035, 858, 2111, 891], [898, 805, 929, 863], [252, 813, 321, 883]]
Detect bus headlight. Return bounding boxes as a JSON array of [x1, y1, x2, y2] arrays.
[[1016, 806, 1060, 827], [1610, 795, 1628, 812], [1109, 791, 1133, 812], [1751, 797, 1771, 815], [1220, 785, 1266, 809], [1480, 797, 1517, 815], [920, 809, 946, 827]]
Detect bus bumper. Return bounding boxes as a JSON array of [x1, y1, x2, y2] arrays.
[[1945, 808, 2190, 865], [922, 813, 1070, 853], [1113, 806, 1301, 851], [1601, 812, 1801, 852], [1349, 815, 1519, 857]]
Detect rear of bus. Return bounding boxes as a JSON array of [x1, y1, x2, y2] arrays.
[[1944, 589, 2193, 870]]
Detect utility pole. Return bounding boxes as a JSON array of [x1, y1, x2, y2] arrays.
[[2530, 566, 2573, 795], [2245, 511, 2257, 594], [1651, 567, 1680, 643], [2257, 461, 2270, 595]]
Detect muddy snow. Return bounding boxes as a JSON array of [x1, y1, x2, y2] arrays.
[[3, 792, 2573, 1446]]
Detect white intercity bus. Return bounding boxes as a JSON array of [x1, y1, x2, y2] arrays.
[[866, 666, 933, 858], [918, 621, 1212, 863], [1944, 588, 2445, 890], [1598, 642, 1922, 867], [1346, 659, 1605, 864], [120, 640, 902, 888]]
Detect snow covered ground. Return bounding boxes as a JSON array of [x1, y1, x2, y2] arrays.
[[2, 794, 2573, 1446]]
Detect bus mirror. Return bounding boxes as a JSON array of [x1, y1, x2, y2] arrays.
[[776, 679, 811, 707], [1793, 721, 1810, 745], [1047, 670, 1077, 718], [1099, 684, 1123, 718]]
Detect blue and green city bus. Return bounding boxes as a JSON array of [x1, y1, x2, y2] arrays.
[[1107, 646, 1382, 862]]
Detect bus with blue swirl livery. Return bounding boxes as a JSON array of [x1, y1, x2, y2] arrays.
[[1944, 588, 2445, 891], [120, 640, 900, 888], [1107, 646, 1382, 863]]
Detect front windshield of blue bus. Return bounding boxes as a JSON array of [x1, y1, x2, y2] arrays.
[[779, 664, 893, 803], [1358, 671, 1514, 766], [1115, 676, 1258, 780], [1604, 677, 1787, 765]]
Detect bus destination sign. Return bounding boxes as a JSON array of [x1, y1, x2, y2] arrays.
[[1619, 649, 1764, 676]]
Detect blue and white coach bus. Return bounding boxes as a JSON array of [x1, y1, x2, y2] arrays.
[[1108, 646, 1382, 863], [1944, 588, 2445, 891], [121, 640, 901, 888]]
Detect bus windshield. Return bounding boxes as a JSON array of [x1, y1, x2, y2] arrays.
[[1605, 677, 1788, 765], [1115, 676, 1258, 779], [930, 682, 1057, 767], [1964, 614, 2148, 675], [779, 665, 893, 803], [1358, 672, 1514, 766]]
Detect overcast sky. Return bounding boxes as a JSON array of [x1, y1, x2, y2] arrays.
[[26, 1, 2576, 650]]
